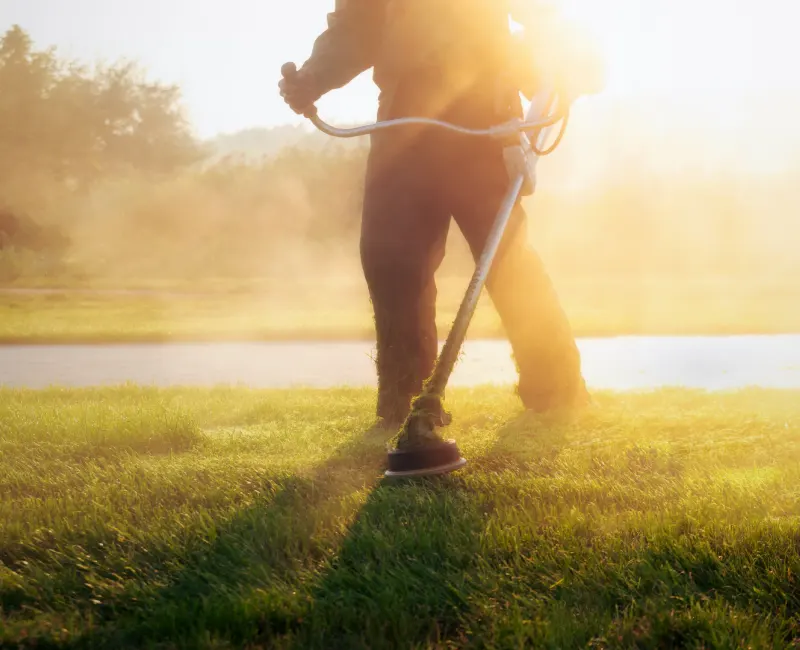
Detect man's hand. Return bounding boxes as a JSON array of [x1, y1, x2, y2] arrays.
[[278, 62, 320, 117]]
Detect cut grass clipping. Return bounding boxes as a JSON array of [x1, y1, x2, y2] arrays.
[[1, 386, 800, 648]]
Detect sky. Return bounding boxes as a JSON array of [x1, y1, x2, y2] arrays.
[[1, 0, 799, 138]]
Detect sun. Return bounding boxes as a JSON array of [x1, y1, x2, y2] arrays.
[[542, 0, 797, 107], [527, 0, 653, 99]]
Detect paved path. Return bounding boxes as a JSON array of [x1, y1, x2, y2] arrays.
[[2, 335, 800, 390]]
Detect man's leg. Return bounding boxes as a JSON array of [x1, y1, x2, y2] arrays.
[[448, 137, 588, 412], [360, 130, 451, 425]]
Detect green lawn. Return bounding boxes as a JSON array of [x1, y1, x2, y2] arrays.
[[2, 386, 800, 648]]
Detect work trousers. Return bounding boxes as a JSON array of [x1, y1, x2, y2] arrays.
[[359, 76, 587, 423]]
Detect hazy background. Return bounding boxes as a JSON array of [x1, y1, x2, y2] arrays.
[[1, 0, 799, 336]]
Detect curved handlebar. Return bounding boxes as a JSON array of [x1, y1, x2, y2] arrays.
[[280, 62, 567, 140], [306, 112, 566, 140]]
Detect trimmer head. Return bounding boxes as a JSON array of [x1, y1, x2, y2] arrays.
[[384, 394, 466, 478], [385, 439, 467, 478]]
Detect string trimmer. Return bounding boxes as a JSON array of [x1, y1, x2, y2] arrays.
[[282, 62, 573, 478]]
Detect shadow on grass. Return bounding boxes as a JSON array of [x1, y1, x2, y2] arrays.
[[284, 474, 487, 650], [21, 425, 388, 649], [276, 411, 578, 649], [97, 434, 491, 649], [271, 402, 689, 649]]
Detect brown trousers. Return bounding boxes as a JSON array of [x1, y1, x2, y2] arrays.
[[359, 74, 587, 422]]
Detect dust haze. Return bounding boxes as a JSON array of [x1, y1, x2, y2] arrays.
[[2, 25, 799, 337]]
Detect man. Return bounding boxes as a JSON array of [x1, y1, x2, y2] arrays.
[[279, 0, 592, 428]]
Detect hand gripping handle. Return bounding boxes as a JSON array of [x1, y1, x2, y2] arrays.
[[280, 62, 319, 119]]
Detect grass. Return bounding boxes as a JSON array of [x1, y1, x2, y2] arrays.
[[2, 273, 800, 343], [1, 385, 800, 648]]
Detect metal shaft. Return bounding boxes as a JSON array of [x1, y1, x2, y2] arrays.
[[425, 173, 525, 396]]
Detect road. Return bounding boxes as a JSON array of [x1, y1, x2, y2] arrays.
[[2, 335, 800, 390]]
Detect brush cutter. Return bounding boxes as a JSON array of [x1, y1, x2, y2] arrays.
[[282, 62, 573, 478]]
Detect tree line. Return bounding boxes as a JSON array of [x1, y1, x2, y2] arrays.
[[0, 25, 374, 282]]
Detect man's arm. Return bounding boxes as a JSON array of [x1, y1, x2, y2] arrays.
[[300, 0, 386, 98]]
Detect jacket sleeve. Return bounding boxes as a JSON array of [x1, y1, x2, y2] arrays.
[[301, 0, 385, 96]]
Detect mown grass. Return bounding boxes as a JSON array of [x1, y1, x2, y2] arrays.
[[3, 273, 800, 343], [1, 386, 800, 648]]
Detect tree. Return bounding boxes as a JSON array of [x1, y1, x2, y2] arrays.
[[0, 25, 204, 191]]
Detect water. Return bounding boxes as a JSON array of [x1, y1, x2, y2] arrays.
[[2, 335, 800, 390]]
